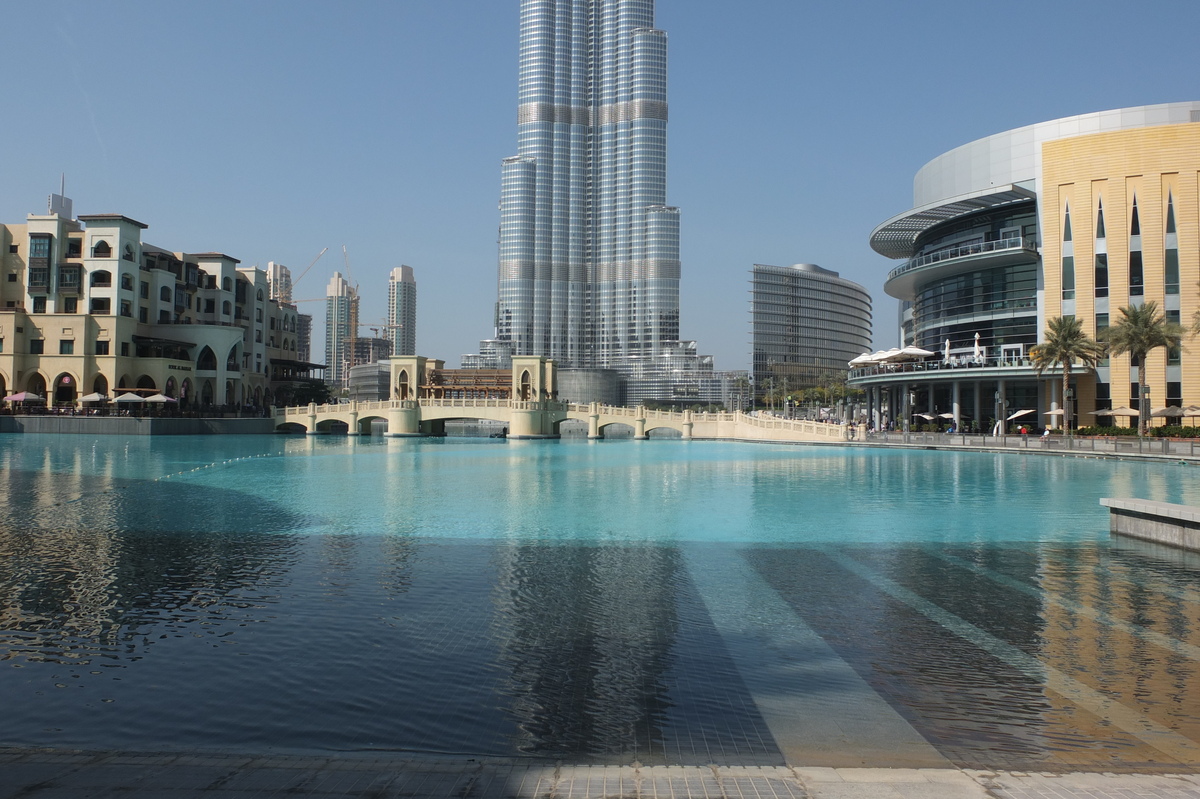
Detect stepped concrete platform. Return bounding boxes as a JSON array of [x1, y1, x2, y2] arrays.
[[1102, 497, 1200, 551]]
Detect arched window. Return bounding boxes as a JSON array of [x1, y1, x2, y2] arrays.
[[520, 370, 532, 401], [222, 300, 231, 315], [123, 244, 135, 262], [222, 277, 232, 292], [92, 375, 109, 396], [90, 270, 112, 287], [1060, 201, 1075, 301], [226, 345, 239, 371], [92, 241, 112, 258], [160, 286, 171, 301], [257, 289, 264, 301], [1129, 195, 1143, 296], [197, 346, 217, 371]]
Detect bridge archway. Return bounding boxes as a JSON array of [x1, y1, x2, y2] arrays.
[[356, 414, 388, 435]]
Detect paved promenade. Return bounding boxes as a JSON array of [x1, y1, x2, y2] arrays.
[[849, 429, 1200, 465], [5, 749, 1200, 798]]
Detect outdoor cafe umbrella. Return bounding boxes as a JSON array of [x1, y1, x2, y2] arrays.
[[973, 332, 983, 361], [114, 392, 146, 404], [77, 392, 109, 403], [3, 391, 44, 403], [1006, 409, 1035, 421], [848, 352, 875, 367], [144, 393, 178, 403], [895, 345, 936, 361], [913, 412, 935, 420], [1152, 406, 1186, 418], [943, 339, 951, 362], [937, 412, 956, 419]]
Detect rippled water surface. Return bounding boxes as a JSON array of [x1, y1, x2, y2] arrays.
[[3, 433, 1200, 770]]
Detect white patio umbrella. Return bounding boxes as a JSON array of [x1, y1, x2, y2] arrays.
[[1044, 409, 1065, 417], [848, 353, 875, 367], [144, 393, 178, 403], [973, 332, 983, 361], [913, 412, 935, 420], [4, 391, 44, 403], [1152, 406, 1186, 418], [1007, 409, 1035, 421], [937, 412, 956, 419], [77, 392, 109, 403], [943, 339, 951, 362], [114, 392, 146, 403], [894, 345, 935, 361]]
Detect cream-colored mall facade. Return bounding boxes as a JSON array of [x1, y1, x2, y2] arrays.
[[276, 356, 848, 442]]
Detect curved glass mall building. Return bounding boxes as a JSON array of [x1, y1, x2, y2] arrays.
[[751, 263, 871, 392], [853, 102, 1200, 430]]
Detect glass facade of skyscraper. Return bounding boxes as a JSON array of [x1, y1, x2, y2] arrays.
[[489, 0, 681, 373]]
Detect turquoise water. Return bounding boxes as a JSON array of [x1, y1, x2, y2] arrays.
[[3, 434, 1200, 769]]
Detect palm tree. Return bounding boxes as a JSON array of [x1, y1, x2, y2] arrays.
[[1030, 316, 1105, 435], [1101, 301, 1184, 436]]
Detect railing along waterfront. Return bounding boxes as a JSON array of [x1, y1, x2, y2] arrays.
[[886, 235, 1038, 284], [864, 430, 1200, 459], [850, 358, 1032, 379]]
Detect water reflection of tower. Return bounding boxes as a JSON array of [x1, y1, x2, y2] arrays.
[[489, 542, 681, 760]]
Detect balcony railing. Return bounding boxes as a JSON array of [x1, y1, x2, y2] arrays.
[[849, 354, 1037, 380], [888, 236, 1038, 284]]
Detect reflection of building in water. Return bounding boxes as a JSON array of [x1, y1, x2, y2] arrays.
[[0, 461, 301, 664], [1035, 543, 1200, 765], [488, 544, 681, 758]]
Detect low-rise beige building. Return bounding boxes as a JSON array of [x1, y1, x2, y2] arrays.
[[0, 198, 317, 409]]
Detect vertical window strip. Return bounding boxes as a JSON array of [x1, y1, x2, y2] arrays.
[[1095, 197, 1106, 239], [1165, 248, 1180, 295], [1061, 255, 1075, 300], [1129, 251, 1144, 296], [1130, 196, 1141, 236], [1063, 203, 1073, 242], [1168, 310, 1182, 364], [1166, 191, 1176, 235], [1094, 254, 1108, 297]]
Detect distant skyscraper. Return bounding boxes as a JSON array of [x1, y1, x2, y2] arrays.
[[388, 265, 417, 356], [325, 271, 358, 387], [480, 0, 681, 374], [266, 261, 293, 304]]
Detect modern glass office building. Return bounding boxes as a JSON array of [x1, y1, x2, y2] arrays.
[[751, 263, 872, 394], [480, 0, 684, 379], [324, 271, 358, 389], [387, 265, 417, 357]]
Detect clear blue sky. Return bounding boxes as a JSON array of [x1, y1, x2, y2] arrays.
[[4, 1, 1199, 370]]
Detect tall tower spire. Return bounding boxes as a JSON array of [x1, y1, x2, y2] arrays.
[[491, 0, 680, 370]]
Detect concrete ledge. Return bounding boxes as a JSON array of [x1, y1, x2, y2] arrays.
[[0, 416, 274, 436], [1101, 497, 1200, 551]]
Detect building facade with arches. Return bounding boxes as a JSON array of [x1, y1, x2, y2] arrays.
[[0, 200, 315, 410]]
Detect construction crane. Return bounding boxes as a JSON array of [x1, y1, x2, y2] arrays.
[[291, 247, 329, 289], [341, 246, 360, 376]]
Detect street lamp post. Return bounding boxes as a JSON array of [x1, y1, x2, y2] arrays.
[[1065, 387, 1074, 437], [1140, 385, 1151, 437]]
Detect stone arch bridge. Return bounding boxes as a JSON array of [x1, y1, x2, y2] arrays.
[[274, 398, 847, 444], [275, 354, 847, 443]]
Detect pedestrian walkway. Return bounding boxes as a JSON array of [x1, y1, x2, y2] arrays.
[[5, 749, 1200, 798], [856, 429, 1200, 465]]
